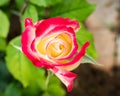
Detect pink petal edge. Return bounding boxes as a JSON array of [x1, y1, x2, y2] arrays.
[[21, 18, 43, 67], [50, 67, 77, 92], [35, 17, 80, 38]]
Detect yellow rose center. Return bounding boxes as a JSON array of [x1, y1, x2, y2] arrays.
[[36, 33, 72, 59]]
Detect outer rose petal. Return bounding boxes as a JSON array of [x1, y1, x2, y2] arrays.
[[35, 17, 80, 38], [21, 18, 43, 67], [50, 67, 77, 92], [25, 18, 34, 27]]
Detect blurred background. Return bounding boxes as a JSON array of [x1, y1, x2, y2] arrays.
[[0, 0, 120, 96]]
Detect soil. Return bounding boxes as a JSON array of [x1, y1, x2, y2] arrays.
[[66, 64, 120, 96]]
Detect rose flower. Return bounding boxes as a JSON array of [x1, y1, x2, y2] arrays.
[[21, 17, 90, 92]]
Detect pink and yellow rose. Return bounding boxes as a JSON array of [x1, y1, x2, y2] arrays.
[[21, 17, 90, 92]]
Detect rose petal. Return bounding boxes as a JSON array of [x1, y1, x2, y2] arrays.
[[25, 18, 34, 27], [21, 18, 43, 67], [35, 17, 80, 38], [50, 67, 77, 92]]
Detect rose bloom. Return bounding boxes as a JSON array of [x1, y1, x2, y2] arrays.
[[21, 17, 90, 92]]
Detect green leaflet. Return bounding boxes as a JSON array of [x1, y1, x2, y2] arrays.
[[0, 10, 10, 38], [5, 36, 46, 90], [47, 76, 65, 96], [4, 83, 22, 96], [0, 0, 10, 6], [76, 23, 98, 59], [29, 0, 63, 7], [0, 38, 7, 51], [50, 0, 96, 22], [14, 0, 25, 10], [82, 54, 103, 66]]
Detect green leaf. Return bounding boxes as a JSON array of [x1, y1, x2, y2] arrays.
[[21, 4, 38, 31], [82, 54, 102, 66], [36, 6, 46, 19], [0, 0, 10, 6], [0, 53, 11, 93], [76, 24, 98, 58], [0, 38, 7, 51], [50, 0, 96, 22], [15, 0, 25, 10], [4, 83, 22, 96], [29, 0, 63, 7], [5, 36, 46, 91], [0, 93, 3, 96], [0, 10, 10, 38], [42, 92, 50, 96], [48, 84, 65, 96], [0, 53, 10, 80], [49, 75, 61, 85], [47, 76, 65, 96]]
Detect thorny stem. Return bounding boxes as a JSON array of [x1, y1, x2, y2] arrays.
[[20, 1, 29, 21], [10, 1, 29, 25]]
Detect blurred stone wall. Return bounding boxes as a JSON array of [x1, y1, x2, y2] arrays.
[[86, 0, 120, 71]]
